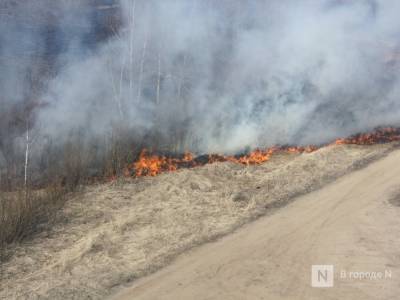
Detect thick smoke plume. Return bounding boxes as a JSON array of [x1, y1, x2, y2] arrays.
[[2, 0, 400, 154]]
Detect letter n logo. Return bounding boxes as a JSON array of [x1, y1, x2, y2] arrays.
[[311, 265, 334, 287]]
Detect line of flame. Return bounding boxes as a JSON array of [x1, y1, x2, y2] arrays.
[[120, 127, 400, 178]]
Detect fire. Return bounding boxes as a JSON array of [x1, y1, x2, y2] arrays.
[[121, 127, 400, 178], [231, 148, 278, 165], [126, 146, 315, 178], [128, 150, 177, 177], [333, 127, 400, 145]]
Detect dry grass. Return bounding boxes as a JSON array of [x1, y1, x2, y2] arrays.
[[0, 143, 397, 299], [0, 186, 66, 250]]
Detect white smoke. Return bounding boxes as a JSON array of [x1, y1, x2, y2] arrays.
[[5, 0, 400, 154]]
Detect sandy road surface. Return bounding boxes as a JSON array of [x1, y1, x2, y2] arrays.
[[112, 149, 400, 300]]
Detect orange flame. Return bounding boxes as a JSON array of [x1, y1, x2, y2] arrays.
[[120, 127, 400, 178], [126, 146, 315, 177], [333, 127, 400, 145]]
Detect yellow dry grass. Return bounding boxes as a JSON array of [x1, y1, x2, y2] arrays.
[[0, 143, 397, 299]]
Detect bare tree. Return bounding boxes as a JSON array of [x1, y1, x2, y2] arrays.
[[137, 26, 148, 103], [129, 0, 136, 101], [107, 56, 125, 119], [24, 122, 30, 189], [156, 50, 162, 104]]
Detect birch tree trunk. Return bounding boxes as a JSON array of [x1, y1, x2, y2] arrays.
[[24, 123, 29, 189], [156, 51, 161, 104], [129, 0, 136, 101], [177, 54, 187, 102], [137, 27, 148, 103], [176, 54, 187, 152], [108, 60, 124, 119]]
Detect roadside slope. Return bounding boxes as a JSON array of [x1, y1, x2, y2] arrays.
[[112, 148, 400, 300], [1, 144, 397, 299]]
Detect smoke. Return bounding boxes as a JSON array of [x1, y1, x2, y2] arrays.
[[3, 0, 400, 154]]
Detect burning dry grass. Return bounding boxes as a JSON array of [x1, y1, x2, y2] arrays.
[[124, 127, 400, 178], [0, 143, 398, 299]]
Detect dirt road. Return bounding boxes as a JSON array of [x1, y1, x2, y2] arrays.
[[112, 149, 400, 300]]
